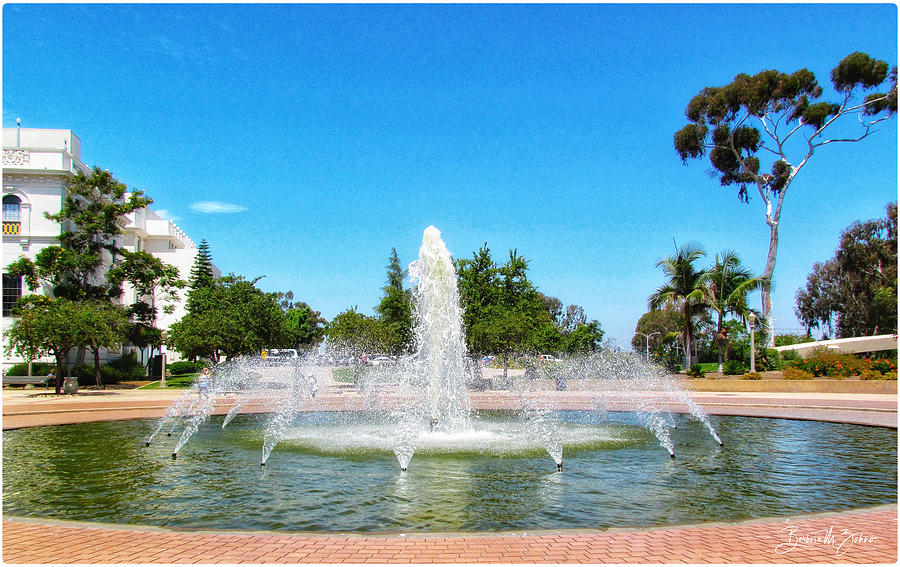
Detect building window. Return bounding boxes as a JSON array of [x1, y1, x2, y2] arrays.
[[2, 273, 22, 316], [2, 195, 21, 235]]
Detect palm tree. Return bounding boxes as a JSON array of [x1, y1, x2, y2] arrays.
[[701, 250, 768, 373], [648, 242, 708, 371]]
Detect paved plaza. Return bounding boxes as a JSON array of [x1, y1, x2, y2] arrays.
[[2, 384, 897, 563]]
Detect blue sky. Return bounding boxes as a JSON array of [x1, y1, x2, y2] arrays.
[[4, 3, 897, 349]]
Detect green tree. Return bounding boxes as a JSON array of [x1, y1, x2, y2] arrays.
[[632, 309, 684, 356], [564, 320, 605, 353], [455, 243, 500, 354], [674, 52, 897, 346], [285, 301, 327, 350], [648, 243, 709, 371], [79, 301, 130, 387], [188, 239, 216, 290], [325, 307, 387, 355], [375, 248, 413, 354], [168, 275, 290, 361], [5, 297, 87, 394], [795, 202, 897, 337], [700, 250, 766, 372], [7, 167, 152, 301]]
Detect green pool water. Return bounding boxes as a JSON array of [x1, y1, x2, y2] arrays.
[[3, 412, 896, 532]]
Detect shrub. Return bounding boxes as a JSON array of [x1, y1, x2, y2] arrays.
[[783, 367, 815, 380], [108, 353, 146, 379], [792, 348, 868, 377], [168, 361, 206, 376], [3, 362, 56, 376], [860, 369, 885, 380], [742, 371, 763, 380], [722, 360, 747, 375], [686, 364, 706, 378]]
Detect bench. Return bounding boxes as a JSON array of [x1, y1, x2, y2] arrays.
[[3, 375, 52, 388], [2, 375, 78, 393]]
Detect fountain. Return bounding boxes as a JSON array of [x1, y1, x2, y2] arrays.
[[4, 226, 896, 535], [147, 226, 723, 470]]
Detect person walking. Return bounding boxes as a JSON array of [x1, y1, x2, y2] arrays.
[[198, 367, 210, 398]]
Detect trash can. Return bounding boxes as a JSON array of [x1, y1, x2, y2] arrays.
[[63, 377, 79, 394]]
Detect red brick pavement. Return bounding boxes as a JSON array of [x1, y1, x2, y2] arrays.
[[3, 506, 896, 563]]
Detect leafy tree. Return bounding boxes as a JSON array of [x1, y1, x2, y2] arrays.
[[107, 250, 186, 369], [5, 297, 88, 393], [78, 301, 130, 387], [795, 202, 897, 337], [455, 243, 500, 354], [700, 250, 766, 372], [168, 275, 290, 361], [632, 309, 684, 355], [188, 239, 216, 290], [325, 307, 388, 355], [648, 242, 709, 370], [285, 301, 327, 349], [674, 52, 897, 346], [375, 248, 413, 354], [564, 320, 605, 353], [7, 167, 152, 301]]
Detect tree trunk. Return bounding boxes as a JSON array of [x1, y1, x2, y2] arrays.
[[760, 219, 779, 348], [716, 312, 724, 373], [682, 306, 692, 371], [54, 353, 65, 395], [93, 348, 103, 388]]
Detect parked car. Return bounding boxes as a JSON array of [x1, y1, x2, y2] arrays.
[[539, 354, 560, 363], [261, 349, 299, 365]]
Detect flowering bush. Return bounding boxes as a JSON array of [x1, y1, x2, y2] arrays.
[[783, 367, 814, 380], [790, 347, 897, 378]]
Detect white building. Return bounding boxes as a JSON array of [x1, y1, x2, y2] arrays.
[[2, 127, 218, 369]]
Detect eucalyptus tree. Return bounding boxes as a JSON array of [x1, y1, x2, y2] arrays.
[[701, 250, 766, 372], [648, 243, 709, 371], [795, 202, 897, 337], [674, 52, 897, 346]]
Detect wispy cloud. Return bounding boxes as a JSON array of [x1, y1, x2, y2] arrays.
[[190, 201, 248, 214]]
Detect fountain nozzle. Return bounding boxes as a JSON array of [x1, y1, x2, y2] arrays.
[[401, 467, 407, 472], [145, 441, 150, 447], [429, 418, 438, 431], [719, 442, 724, 447], [261, 462, 265, 467], [557, 462, 562, 472], [172, 452, 177, 460], [166, 432, 172, 437], [670, 453, 675, 459]]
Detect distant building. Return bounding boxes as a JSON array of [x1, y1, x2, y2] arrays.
[[2, 127, 219, 369]]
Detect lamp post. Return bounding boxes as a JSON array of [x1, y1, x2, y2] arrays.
[[635, 332, 660, 361], [748, 313, 757, 373]]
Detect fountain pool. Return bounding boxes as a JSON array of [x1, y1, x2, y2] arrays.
[[3, 413, 896, 532]]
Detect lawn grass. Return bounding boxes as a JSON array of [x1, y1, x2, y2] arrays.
[[697, 362, 719, 372], [333, 368, 354, 383], [138, 373, 198, 389]]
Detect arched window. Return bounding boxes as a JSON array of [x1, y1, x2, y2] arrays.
[[2, 195, 21, 235]]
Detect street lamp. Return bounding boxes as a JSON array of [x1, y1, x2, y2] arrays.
[[635, 332, 660, 361], [748, 313, 757, 373]]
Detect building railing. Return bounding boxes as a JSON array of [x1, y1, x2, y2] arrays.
[[2, 221, 21, 235]]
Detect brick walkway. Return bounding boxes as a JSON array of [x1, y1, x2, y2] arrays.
[[2, 387, 897, 563], [4, 506, 896, 563]]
